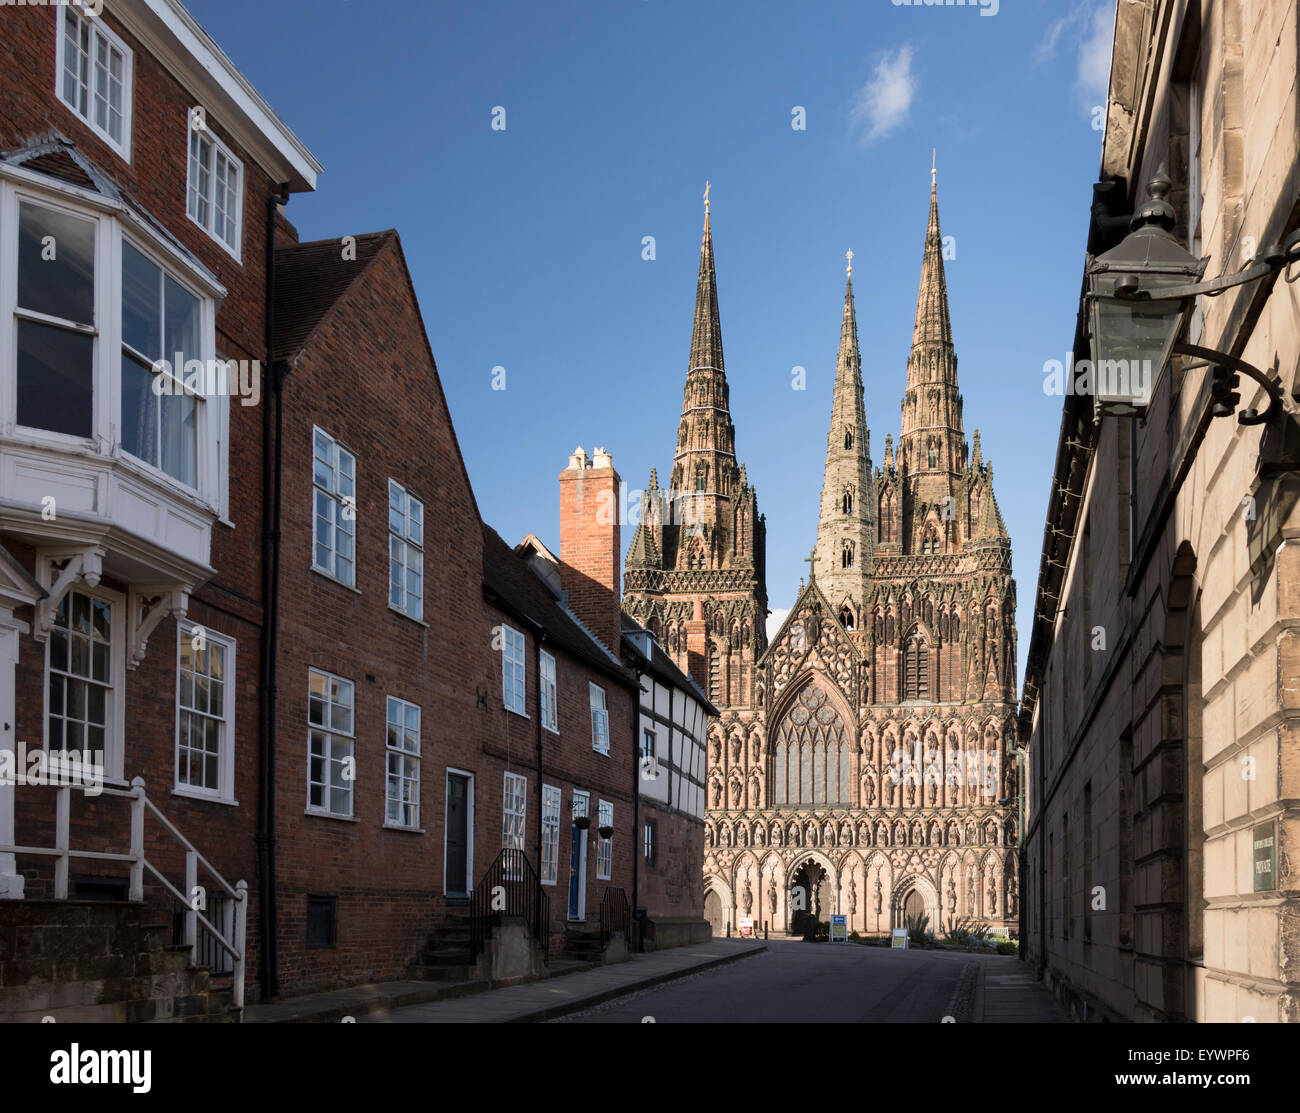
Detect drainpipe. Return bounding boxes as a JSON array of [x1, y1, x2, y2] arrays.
[[534, 629, 546, 941], [630, 661, 642, 952], [256, 184, 290, 1001]]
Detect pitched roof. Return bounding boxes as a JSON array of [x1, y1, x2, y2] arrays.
[[273, 231, 393, 362], [619, 613, 717, 715], [482, 524, 637, 690]]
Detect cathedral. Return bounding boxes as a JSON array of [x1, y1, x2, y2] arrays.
[[623, 173, 1019, 939]]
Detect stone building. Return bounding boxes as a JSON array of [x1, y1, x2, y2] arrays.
[[625, 180, 1019, 938], [1018, 0, 1300, 1021]]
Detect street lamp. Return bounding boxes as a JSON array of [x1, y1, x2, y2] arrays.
[[1085, 166, 1298, 423]]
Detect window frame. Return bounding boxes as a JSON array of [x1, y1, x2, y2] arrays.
[[387, 479, 424, 621], [42, 582, 126, 784], [539, 649, 558, 733], [185, 113, 243, 260], [310, 426, 357, 588], [502, 771, 527, 878], [55, 4, 133, 161], [384, 695, 421, 830], [643, 819, 656, 866], [173, 620, 237, 804], [306, 667, 355, 819], [596, 799, 613, 880], [540, 784, 561, 885], [589, 683, 610, 756], [501, 624, 527, 716]]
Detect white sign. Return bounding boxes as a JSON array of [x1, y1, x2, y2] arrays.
[[738, 918, 754, 937], [891, 927, 908, 950]]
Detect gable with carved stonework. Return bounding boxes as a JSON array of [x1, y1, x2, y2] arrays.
[[762, 581, 859, 706]]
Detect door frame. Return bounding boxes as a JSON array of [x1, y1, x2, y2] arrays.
[[569, 789, 589, 920], [443, 768, 475, 896]]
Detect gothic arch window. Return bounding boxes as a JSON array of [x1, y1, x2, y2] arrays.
[[694, 465, 707, 492], [844, 429, 854, 450], [841, 541, 854, 569], [927, 437, 938, 468], [904, 631, 929, 700], [879, 491, 895, 543], [708, 644, 720, 703], [771, 681, 848, 806], [687, 538, 706, 570], [842, 488, 853, 515], [922, 525, 940, 554], [839, 605, 854, 631]]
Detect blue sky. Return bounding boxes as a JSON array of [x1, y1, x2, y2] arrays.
[[188, 0, 1117, 684]]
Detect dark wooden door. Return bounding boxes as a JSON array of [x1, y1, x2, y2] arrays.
[[446, 775, 469, 894]]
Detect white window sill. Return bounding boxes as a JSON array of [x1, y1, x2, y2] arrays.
[[505, 707, 530, 721], [383, 823, 425, 833], [388, 602, 428, 626], [310, 566, 362, 594], [305, 809, 359, 822], [593, 747, 611, 757], [542, 723, 560, 736], [172, 786, 238, 807], [541, 878, 558, 887]]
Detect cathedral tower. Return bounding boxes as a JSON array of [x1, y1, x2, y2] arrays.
[[813, 253, 875, 632], [623, 188, 768, 712]]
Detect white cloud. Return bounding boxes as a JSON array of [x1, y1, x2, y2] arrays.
[[1076, 2, 1116, 103], [766, 608, 790, 643], [1034, 1, 1116, 106], [851, 45, 917, 145]]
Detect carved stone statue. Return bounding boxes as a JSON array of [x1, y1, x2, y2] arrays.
[[768, 878, 777, 917], [927, 780, 938, 806], [848, 877, 858, 914], [711, 781, 722, 808], [772, 825, 783, 847], [730, 737, 742, 764], [988, 874, 998, 916], [862, 773, 875, 806], [874, 880, 883, 915], [947, 877, 957, 915], [905, 779, 916, 808], [1006, 875, 1018, 916], [730, 780, 742, 808], [741, 878, 753, 917]]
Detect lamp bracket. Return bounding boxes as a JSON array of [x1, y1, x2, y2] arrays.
[[1171, 342, 1284, 427]]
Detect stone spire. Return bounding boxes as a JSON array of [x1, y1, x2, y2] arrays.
[[814, 253, 874, 627], [666, 187, 748, 574], [898, 166, 965, 479]]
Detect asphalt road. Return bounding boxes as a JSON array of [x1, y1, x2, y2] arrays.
[[556, 940, 972, 1023]]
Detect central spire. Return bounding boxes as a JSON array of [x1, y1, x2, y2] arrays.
[[814, 253, 874, 624]]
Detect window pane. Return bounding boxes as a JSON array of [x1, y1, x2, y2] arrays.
[[164, 275, 200, 367], [121, 351, 158, 467], [18, 203, 94, 324], [121, 242, 161, 360], [161, 389, 197, 487], [17, 321, 93, 437]]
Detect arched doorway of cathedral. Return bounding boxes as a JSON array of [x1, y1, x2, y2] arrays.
[[788, 852, 836, 934], [891, 875, 939, 932], [703, 887, 726, 937]]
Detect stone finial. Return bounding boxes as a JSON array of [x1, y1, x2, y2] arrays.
[[593, 446, 613, 469], [568, 446, 589, 470]]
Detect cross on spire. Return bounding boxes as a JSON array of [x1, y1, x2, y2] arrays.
[[931, 148, 937, 184], [703, 180, 711, 211], [846, 249, 854, 277]]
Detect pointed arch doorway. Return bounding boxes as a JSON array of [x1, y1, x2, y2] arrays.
[[789, 859, 831, 935]]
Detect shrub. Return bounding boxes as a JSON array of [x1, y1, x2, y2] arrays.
[[849, 930, 860, 940], [996, 940, 1017, 955], [904, 912, 930, 948], [943, 916, 993, 948]]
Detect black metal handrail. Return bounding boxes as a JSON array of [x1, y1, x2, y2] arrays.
[[468, 848, 550, 964], [599, 886, 630, 950]]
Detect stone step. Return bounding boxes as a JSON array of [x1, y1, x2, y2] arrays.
[[408, 963, 479, 983]]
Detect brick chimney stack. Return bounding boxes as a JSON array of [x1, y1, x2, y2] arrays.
[[559, 446, 623, 655]]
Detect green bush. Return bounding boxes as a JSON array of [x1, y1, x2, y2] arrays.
[[943, 916, 993, 948], [904, 912, 930, 948], [849, 930, 860, 940], [996, 940, 1017, 955]]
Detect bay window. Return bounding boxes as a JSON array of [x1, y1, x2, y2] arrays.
[[3, 180, 226, 512]]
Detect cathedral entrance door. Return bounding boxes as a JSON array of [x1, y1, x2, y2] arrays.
[[789, 860, 828, 935], [903, 889, 925, 924]]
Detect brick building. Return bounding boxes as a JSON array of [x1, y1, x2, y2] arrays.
[[1019, 0, 1300, 1021], [0, 0, 319, 1016]]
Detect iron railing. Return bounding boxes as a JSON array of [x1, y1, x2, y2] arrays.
[[0, 777, 248, 1011], [468, 847, 549, 964], [599, 886, 630, 951]]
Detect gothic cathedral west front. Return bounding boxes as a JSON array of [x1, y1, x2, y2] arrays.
[[623, 175, 1019, 940]]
